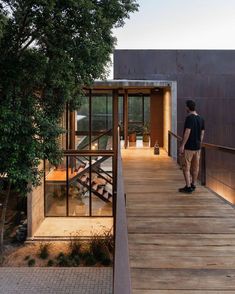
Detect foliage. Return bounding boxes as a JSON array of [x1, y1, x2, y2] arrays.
[[89, 229, 113, 265], [0, 0, 138, 252], [69, 235, 82, 257], [38, 242, 50, 259], [0, 0, 139, 193], [47, 259, 54, 267], [143, 122, 150, 135], [27, 258, 35, 267], [56, 252, 80, 267], [82, 251, 96, 266]]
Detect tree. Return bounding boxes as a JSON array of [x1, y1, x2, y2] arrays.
[[0, 0, 138, 254]]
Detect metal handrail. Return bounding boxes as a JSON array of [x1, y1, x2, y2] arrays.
[[76, 128, 113, 150], [113, 127, 131, 294], [168, 130, 235, 186], [168, 130, 235, 153]]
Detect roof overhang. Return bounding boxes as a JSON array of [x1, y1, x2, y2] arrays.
[[89, 79, 173, 89]]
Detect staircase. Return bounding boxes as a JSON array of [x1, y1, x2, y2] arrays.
[[46, 155, 113, 204]]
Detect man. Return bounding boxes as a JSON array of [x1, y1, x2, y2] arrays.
[[179, 100, 205, 193]]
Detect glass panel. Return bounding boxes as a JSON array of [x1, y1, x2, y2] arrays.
[[45, 158, 67, 216], [118, 96, 124, 138], [128, 96, 142, 123], [144, 96, 150, 125], [91, 156, 113, 216], [76, 94, 90, 150], [68, 156, 90, 216], [128, 96, 143, 137], [91, 91, 113, 150]]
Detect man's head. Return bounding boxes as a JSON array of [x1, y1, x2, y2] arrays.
[[186, 100, 196, 113]]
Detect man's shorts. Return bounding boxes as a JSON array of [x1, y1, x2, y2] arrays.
[[180, 149, 201, 173]]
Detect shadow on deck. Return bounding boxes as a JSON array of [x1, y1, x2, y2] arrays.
[[122, 148, 235, 293]]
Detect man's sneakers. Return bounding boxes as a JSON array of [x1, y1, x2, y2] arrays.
[[191, 183, 196, 191], [178, 185, 193, 193], [179, 183, 196, 194]]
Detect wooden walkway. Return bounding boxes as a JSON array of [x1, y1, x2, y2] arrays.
[[122, 148, 235, 294]]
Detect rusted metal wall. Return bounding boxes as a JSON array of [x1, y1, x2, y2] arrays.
[[114, 50, 235, 202]]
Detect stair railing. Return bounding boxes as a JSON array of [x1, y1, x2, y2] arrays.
[[168, 130, 235, 187]]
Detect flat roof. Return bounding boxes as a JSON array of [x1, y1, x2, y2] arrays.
[[91, 79, 173, 89]]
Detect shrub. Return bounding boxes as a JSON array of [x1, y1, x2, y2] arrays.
[[56, 252, 70, 267], [28, 259, 35, 267], [38, 243, 50, 259], [56, 252, 80, 267], [72, 254, 80, 266], [101, 256, 112, 266], [103, 229, 114, 254], [82, 251, 96, 266], [47, 259, 54, 267], [90, 234, 105, 260], [69, 235, 82, 257]]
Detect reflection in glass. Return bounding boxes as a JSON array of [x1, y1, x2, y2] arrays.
[[91, 156, 113, 216], [76, 95, 90, 150], [91, 91, 113, 150], [45, 158, 67, 216], [68, 156, 90, 216]]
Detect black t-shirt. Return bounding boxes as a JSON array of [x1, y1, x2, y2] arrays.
[[184, 114, 205, 150]]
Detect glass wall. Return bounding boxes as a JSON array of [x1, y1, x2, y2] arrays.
[[91, 90, 113, 151], [45, 155, 113, 217], [128, 95, 150, 138], [76, 95, 89, 150], [45, 158, 67, 216], [75, 90, 113, 151]]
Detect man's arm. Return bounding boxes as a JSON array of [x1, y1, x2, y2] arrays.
[[179, 128, 191, 154], [201, 130, 205, 143]]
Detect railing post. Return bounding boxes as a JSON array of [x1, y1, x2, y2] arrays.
[[201, 146, 206, 186], [168, 131, 171, 157]]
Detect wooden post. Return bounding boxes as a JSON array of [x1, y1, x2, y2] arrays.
[[124, 89, 128, 149], [69, 111, 75, 150], [113, 89, 119, 197], [168, 131, 171, 157], [201, 146, 206, 185], [69, 110, 76, 173]]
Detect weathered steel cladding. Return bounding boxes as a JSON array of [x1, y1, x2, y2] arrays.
[[114, 49, 235, 202]]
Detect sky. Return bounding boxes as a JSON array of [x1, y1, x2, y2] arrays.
[[108, 0, 235, 77]]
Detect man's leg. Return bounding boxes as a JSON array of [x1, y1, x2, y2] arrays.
[[179, 150, 193, 193], [191, 150, 200, 186], [183, 155, 191, 187]]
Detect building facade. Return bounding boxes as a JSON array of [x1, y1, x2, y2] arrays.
[[27, 50, 235, 239]]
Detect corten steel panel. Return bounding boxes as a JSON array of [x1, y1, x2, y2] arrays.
[[150, 89, 163, 147], [114, 49, 235, 202]]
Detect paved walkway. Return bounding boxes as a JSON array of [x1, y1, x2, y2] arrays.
[[122, 148, 235, 293], [0, 267, 112, 294]]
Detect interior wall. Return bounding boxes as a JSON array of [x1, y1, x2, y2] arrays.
[[163, 88, 172, 152]]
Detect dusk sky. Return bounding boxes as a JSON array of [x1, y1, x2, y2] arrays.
[[109, 0, 235, 77]]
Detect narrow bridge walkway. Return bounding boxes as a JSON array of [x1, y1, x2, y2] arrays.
[[122, 148, 235, 294]]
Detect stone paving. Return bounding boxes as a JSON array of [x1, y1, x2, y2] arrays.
[[0, 267, 112, 294]]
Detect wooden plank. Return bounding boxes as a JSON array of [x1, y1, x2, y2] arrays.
[[131, 269, 235, 290], [127, 206, 235, 217], [122, 148, 235, 292], [128, 217, 235, 234], [133, 291, 235, 294], [128, 233, 235, 246], [130, 255, 235, 269]]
